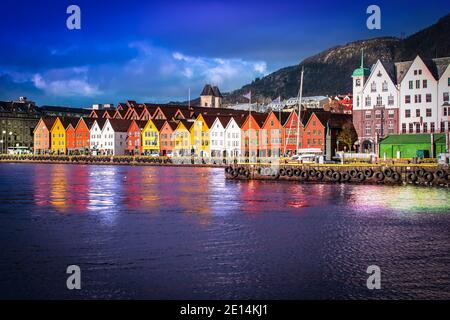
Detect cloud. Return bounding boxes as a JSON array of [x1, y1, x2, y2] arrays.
[[31, 67, 102, 97], [1, 42, 269, 105]]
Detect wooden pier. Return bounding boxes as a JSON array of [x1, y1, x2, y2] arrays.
[[224, 163, 450, 187]]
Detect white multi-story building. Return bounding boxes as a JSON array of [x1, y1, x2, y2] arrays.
[[353, 53, 450, 152], [398, 56, 439, 134], [90, 119, 106, 154], [224, 116, 244, 158], [352, 58, 400, 151], [99, 119, 130, 155], [210, 116, 228, 157], [438, 62, 450, 132]]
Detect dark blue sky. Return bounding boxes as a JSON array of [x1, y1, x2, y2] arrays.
[[1, 0, 449, 107]]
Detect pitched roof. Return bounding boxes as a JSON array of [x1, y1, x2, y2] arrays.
[[251, 113, 268, 128], [39, 117, 57, 131], [107, 119, 133, 132], [133, 120, 147, 130], [60, 117, 80, 129], [152, 119, 167, 131], [200, 114, 218, 128], [274, 111, 292, 126], [78, 117, 96, 130], [215, 115, 232, 128], [93, 118, 107, 130], [166, 121, 179, 131], [178, 119, 195, 130], [200, 84, 223, 98]]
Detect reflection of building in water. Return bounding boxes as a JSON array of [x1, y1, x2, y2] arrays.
[[87, 166, 121, 225], [50, 164, 69, 212]]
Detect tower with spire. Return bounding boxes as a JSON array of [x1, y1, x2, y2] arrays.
[[352, 49, 371, 111]]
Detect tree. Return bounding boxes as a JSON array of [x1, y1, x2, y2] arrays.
[[337, 122, 357, 151]]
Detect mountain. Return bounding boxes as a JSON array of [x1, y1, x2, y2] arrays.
[[223, 13, 450, 105]]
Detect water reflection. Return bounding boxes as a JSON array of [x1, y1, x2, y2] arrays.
[[2, 163, 450, 299]]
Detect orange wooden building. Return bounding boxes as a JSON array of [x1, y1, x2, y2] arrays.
[[33, 117, 57, 154], [127, 120, 147, 155], [75, 117, 95, 153]]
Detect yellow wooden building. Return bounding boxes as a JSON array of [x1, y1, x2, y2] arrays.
[[191, 114, 213, 157], [50, 117, 67, 155], [141, 119, 160, 155], [174, 120, 193, 157]]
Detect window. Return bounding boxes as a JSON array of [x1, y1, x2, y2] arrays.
[[356, 96, 360, 107], [365, 111, 371, 119], [430, 122, 435, 133], [426, 94, 432, 103], [405, 95, 411, 104], [388, 94, 394, 106], [356, 79, 361, 87], [414, 94, 421, 103], [448, 77, 450, 86], [444, 92, 449, 102], [441, 122, 446, 133], [371, 82, 376, 92], [382, 81, 388, 92], [405, 109, 411, 118], [402, 123, 406, 134], [375, 124, 382, 135], [365, 125, 371, 136], [416, 109, 420, 117], [415, 123, 420, 134], [444, 107, 448, 117], [423, 80, 427, 88], [426, 108, 432, 117], [375, 110, 382, 119], [419, 70, 422, 75], [414, 70, 417, 76], [376, 96, 382, 106], [409, 123, 413, 133], [409, 81, 413, 89], [365, 96, 371, 107], [416, 80, 420, 89], [388, 123, 394, 134], [423, 123, 428, 133], [388, 109, 395, 118]]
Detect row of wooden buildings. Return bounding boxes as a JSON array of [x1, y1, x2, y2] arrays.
[[33, 102, 352, 158]]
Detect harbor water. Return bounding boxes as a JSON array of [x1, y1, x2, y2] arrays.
[[0, 163, 449, 299]]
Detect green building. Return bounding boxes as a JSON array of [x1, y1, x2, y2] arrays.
[[379, 134, 448, 159]]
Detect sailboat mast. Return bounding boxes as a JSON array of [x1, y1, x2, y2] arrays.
[[296, 66, 304, 154]]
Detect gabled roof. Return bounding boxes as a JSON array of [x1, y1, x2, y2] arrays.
[[106, 119, 133, 132], [93, 118, 107, 130], [250, 113, 268, 128], [199, 114, 217, 128], [76, 117, 96, 130], [61, 117, 80, 129], [230, 114, 247, 128], [177, 119, 195, 131], [152, 119, 167, 131], [131, 120, 147, 131], [164, 121, 179, 131], [34, 117, 57, 132], [215, 115, 232, 128]]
